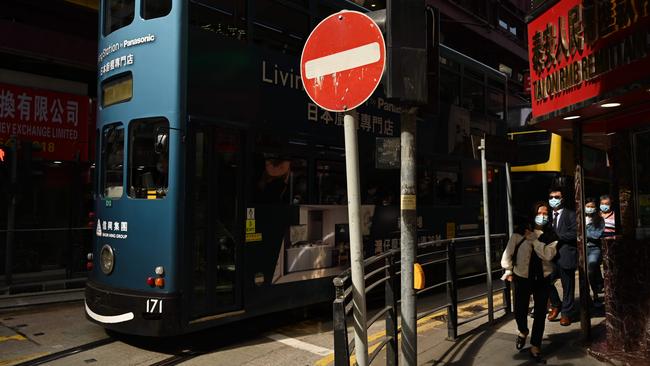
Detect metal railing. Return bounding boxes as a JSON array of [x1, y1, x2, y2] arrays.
[[332, 233, 510, 366]]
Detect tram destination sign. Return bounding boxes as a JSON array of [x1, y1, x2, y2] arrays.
[[300, 10, 386, 112]]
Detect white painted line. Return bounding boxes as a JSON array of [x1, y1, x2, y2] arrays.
[[266, 333, 333, 356], [304, 42, 381, 79], [85, 302, 134, 324]]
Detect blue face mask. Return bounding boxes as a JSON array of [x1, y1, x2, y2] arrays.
[[585, 207, 596, 215], [549, 197, 562, 208], [600, 204, 610, 213], [535, 215, 549, 226]]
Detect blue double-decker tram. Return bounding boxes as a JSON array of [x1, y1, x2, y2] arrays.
[[86, 0, 510, 336]]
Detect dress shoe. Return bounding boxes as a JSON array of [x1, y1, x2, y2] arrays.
[[560, 316, 571, 326], [547, 307, 560, 321]]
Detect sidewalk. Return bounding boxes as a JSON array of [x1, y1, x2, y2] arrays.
[[417, 311, 607, 365]]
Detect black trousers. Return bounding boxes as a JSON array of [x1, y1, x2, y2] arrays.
[[548, 265, 576, 316], [513, 275, 550, 348]]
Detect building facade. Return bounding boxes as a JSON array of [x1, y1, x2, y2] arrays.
[[527, 0, 650, 360], [0, 0, 98, 293]]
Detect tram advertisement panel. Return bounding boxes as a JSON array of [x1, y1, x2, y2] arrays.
[[188, 32, 401, 138], [0, 82, 90, 161]]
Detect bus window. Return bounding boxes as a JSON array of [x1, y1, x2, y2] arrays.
[[103, 0, 134, 36], [141, 0, 171, 20], [316, 160, 346, 205], [512, 131, 552, 166], [128, 118, 169, 199], [101, 123, 124, 199]]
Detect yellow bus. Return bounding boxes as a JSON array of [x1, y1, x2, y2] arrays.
[[508, 130, 610, 215]]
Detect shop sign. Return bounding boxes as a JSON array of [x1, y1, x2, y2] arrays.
[[0, 82, 90, 161], [528, 0, 650, 118]]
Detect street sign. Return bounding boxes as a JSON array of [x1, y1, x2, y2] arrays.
[[300, 10, 386, 112]]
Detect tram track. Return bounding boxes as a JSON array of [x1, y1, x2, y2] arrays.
[[148, 350, 201, 366], [13, 337, 117, 366]]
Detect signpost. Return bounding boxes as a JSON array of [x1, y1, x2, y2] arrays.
[[301, 11, 386, 366]]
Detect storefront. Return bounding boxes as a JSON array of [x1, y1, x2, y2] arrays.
[[527, 0, 650, 361], [0, 80, 95, 293]]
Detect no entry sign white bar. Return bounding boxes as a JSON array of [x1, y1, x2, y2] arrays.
[[304, 42, 381, 80]]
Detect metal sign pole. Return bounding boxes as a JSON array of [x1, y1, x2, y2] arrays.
[[479, 138, 494, 324], [400, 108, 417, 365], [505, 162, 514, 237], [343, 111, 368, 366]]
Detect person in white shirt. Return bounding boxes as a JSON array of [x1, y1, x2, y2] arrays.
[[501, 202, 558, 361]]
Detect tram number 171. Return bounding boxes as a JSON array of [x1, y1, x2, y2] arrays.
[[146, 299, 163, 313]]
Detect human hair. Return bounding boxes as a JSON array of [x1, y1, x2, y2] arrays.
[[600, 194, 612, 202], [585, 197, 598, 205], [513, 214, 532, 236], [533, 201, 552, 229], [548, 186, 564, 195]]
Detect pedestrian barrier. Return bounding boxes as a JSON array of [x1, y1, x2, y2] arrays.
[[332, 234, 510, 366]]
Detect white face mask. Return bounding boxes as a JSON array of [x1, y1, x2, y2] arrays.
[[585, 207, 596, 215], [535, 215, 549, 226]]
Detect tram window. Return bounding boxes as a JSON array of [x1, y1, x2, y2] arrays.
[[141, 0, 171, 20], [435, 171, 461, 206], [128, 118, 169, 199], [253, 155, 307, 204], [103, 0, 134, 36], [189, 0, 247, 41], [316, 160, 346, 205], [101, 123, 124, 199]]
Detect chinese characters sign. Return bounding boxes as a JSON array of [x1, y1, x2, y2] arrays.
[[0, 83, 90, 161], [528, 0, 650, 118]]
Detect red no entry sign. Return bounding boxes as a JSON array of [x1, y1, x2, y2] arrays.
[[300, 11, 386, 112]]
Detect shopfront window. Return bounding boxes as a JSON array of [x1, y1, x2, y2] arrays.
[[128, 118, 169, 199], [635, 130, 650, 226], [101, 123, 124, 198], [316, 160, 346, 205], [253, 155, 307, 204]]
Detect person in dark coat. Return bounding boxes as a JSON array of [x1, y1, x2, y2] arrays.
[[546, 187, 577, 326]]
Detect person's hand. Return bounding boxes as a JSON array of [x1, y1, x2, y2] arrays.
[[506, 275, 513, 282], [525, 229, 538, 241]]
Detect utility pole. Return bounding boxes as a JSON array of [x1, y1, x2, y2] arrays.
[[343, 111, 368, 366], [400, 108, 417, 365]]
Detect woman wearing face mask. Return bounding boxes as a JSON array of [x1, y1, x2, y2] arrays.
[[599, 195, 616, 238], [501, 202, 558, 361], [585, 197, 605, 302]]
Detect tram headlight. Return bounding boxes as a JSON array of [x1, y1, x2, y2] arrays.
[[100, 245, 115, 274]]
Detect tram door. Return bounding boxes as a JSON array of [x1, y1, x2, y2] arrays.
[[189, 124, 243, 318]]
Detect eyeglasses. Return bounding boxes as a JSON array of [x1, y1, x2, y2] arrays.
[[549, 195, 562, 199]]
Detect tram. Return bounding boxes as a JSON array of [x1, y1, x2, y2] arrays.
[[86, 0, 510, 336]]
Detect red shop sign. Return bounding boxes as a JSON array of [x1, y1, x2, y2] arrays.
[[527, 0, 650, 119], [0, 82, 90, 161]]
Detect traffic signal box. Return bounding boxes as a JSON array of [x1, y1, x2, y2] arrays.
[[368, 1, 436, 106]]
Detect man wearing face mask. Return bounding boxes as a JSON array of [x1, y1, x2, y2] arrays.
[[600, 195, 616, 238], [546, 188, 577, 326]]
